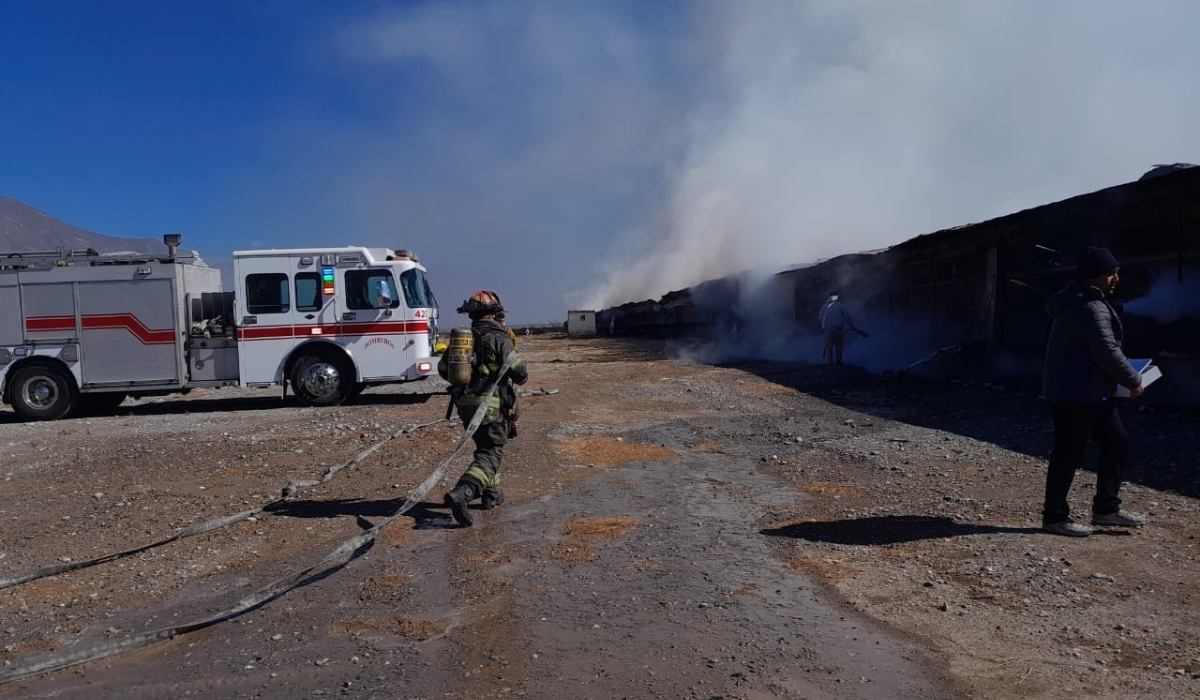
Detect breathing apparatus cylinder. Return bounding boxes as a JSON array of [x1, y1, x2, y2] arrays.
[[446, 327, 474, 387]]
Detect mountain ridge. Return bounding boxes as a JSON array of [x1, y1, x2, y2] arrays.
[[0, 196, 165, 254]]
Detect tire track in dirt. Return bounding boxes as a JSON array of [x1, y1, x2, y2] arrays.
[[466, 449, 961, 699]]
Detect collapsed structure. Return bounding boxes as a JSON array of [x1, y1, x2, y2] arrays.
[[598, 165, 1200, 404]]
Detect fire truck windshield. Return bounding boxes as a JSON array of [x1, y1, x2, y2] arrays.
[[400, 268, 436, 310]]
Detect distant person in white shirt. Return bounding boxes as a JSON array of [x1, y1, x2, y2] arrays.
[[818, 291, 861, 366]]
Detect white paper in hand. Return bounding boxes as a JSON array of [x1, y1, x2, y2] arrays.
[[1115, 359, 1161, 397]]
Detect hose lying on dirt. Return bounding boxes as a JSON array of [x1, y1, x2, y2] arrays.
[[0, 353, 516, 687], [902, 344, 963, 373], [0, 416, 448, 591]]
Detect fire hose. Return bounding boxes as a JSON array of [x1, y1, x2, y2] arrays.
[[0, 417, 447, 591], [0, 352, 518, 686]]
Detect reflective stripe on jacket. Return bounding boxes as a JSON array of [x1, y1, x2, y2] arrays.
[[455, 393, 502, 423]]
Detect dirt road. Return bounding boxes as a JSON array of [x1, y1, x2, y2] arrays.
[[1, 336, 1196, 698]]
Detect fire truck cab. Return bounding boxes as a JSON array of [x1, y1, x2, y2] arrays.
[[231, 246, 440, 405], [0, 238, 440, 421]]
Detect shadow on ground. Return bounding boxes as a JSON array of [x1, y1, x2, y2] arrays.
[[762, 516, 1041, 546], [728, 359, 1200, 501], [0, 391, 438, 423], [265, 498, 461, 529]]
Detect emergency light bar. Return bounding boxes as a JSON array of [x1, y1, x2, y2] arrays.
[[322, 267, 336, 295], [394, 249, 419, 262]]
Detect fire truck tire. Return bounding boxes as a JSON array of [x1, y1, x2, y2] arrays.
[[291, 350, 354, 407], [9, 363, 77, 421]]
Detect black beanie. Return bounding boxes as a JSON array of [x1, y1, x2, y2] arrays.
[[1076, 246, 1120, 279]]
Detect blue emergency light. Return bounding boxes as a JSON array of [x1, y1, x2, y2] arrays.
[[322, 267, 336, 295]]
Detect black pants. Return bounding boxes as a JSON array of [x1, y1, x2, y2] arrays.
[[823, 328, 844, 365], [459, 420, 509, 492], [1042, 401, 1130, 524]]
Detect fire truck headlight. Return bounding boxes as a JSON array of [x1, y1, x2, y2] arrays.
[[60, 345, 79, 362], [0, 349, 10, 365], [418, 362, 433, 373]]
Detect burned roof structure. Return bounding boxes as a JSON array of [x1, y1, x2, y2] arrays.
[[600, 167, 1200, 404]]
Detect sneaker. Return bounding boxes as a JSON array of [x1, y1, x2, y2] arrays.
[[1042, 520, 1093, 537], [1092, 511, 1146, 527]]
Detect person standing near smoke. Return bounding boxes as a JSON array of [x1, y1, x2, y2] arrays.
[[818, 291, 861, 366], [1040, 246, 1145, 537]]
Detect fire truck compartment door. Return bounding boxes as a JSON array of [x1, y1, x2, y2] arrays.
[[0, 276, 21, 345], [78, 278, 181, 385], [237, 257, 324, 385], [339, 267, 408, 381]]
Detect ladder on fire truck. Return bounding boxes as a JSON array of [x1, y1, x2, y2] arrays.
[[0, 245, 196, 269]]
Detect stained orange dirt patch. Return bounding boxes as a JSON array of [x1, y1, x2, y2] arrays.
[[331, 616, 440, 640], [554, 435, 678, 465], [356, 572, 412, 604], [746, 382, 798, 397], [724, 583, 762, 597], [784, 556, 858, 581], [377, 522, 421, 547], [796, 482, 862, 497], [392, 618, 441, 639], [562, 516, 637, 539], [550, 516, 638, 564]]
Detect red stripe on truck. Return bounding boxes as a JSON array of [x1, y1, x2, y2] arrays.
[[237, 320, 430, 341], [25, 315, 75, 332], [82, 314, 176, 344], [26, 314, 176, 345]]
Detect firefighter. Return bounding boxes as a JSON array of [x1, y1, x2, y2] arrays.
[[495, 310, 519, 349], [440, 290, 529, 527]]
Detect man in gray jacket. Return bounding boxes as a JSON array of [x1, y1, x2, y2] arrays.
[[818, 291, 861, 366], [1040, 246, 1145, 537]]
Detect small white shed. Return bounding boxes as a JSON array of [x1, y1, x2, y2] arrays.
[[567, 309, 596, 336]]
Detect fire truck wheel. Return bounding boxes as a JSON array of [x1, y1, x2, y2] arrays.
[[291, 350, 354, 407], [10, 363, 77, 421]]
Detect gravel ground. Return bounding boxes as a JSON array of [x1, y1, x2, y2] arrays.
[[0, 335, 1196, 699]]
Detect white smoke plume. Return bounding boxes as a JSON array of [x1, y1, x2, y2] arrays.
[[1125, 267, 1200, 323], [578, 0, 1200, 310], [322, 1, 1199, 323]]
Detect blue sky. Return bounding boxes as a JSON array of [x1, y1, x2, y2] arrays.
[[4, 2, 319, 237], [4, 1, 1199, 323], [1, 0, 693, 323]]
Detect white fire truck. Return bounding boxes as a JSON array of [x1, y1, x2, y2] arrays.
[[0, 235, 440, 421]]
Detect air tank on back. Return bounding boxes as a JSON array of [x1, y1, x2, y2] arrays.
[[446, 327, 474, 387]]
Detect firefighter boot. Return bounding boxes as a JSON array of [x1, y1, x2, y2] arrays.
[[481, 486, 505, 510], [444, 481, 479, 528]]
